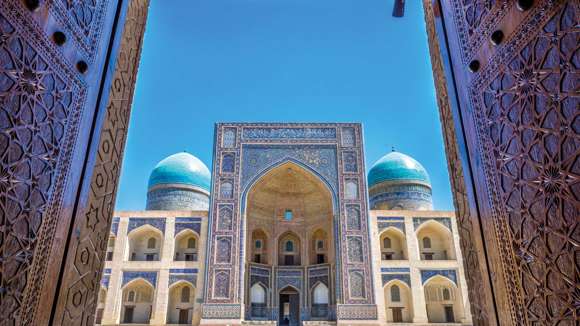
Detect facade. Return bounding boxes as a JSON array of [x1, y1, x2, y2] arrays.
[[98, 123, 472, 325]]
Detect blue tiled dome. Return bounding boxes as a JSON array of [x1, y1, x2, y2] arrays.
[[368, 151, 430, 188], [148, 152, 211, 192]]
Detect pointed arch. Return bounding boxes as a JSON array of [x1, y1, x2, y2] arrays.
[[126, 224, 163, 261], [416, 220, 456, 260]]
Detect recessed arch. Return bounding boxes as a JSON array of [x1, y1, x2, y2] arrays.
[[120, 278, 155, 324], [311, 281, 330, 318], [277, 231, 301, 266], [423, 275, 464, 323], [241, 158, 338, 214], [167, 280, 195, 324], [174, 229, 199, 261], [248, 281, 270, 318], [379, 227, 408, 260], [250, 228, 269, 264], [383, 279, 413, 323], [126, 224, 164, 261], [416, 220, 456, 261]]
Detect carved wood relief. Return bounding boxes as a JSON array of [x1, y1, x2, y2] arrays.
[[52, 0, 149, 325], [0, 1, 88, 324], [422, 1, 497, 325], [435, 0, 579, 325], [0, 0, 135, 324]]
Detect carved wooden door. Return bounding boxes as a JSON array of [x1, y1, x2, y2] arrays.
[[426, 1, 579, 325], [0, 0, 149, 325]]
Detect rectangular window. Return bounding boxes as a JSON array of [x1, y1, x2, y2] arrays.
[[106, 251, 113, 261], [317, 254, 325, 264], [146, 254, 155, 261], [185, 254, 194, 261], [423, 253, 433, 260], [284, 209, 293, 221], [254, 254, 261, 263]]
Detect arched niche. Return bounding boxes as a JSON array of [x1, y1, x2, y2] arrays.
[[379, 227, 408, 260], [249, 283, 268, 318], [309, 229, 333, 265], [278, 231, 301, 266], [416, 221, 456, 261], [424, 275, 464, 323], [311, 282, 329, 318], [174, 229, 199, 261], [166, 281, 195, 324], [120, 278, 155, 324], [249, 229, 269, 264], [383, 280, 413, 323], [126, 225, 163, 261]]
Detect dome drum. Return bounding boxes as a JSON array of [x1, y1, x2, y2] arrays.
[[367, 151, 433, 211], [146, 152, 211, 211], [146, 186, 209, 211], [369, 183, 433, 211]]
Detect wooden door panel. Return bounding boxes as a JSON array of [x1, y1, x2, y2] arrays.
[[0, 0, 142, 325], [51, 0, 149, 325], [434, 0, 579, 325]]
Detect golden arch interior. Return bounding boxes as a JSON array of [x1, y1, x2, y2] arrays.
[[244, 162, 335, 322]]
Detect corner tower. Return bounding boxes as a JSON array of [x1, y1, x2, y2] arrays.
[[368, 151, 433, 210], [146, 152, 211, 210]]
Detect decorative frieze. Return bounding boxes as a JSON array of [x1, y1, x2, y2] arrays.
[[336, 304, 377, 320], [413, 217, 452, 231], [169, 268, 197, 287], [122, 271, 157, 287], [421, 269, 457, 285], [202, 303, 242, 319], [127, 217, 166, 234], [242, 127, 337, 140], [241, 145, 338, 193], [382, 274, 411, 287], [377, 216, 406, 233], [174, 217, 202, 235]]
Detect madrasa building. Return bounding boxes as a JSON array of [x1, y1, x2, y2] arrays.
[[96, 123, 472, 326]]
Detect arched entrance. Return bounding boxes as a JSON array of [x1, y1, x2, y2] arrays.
[[166, 281, 195, 324], [120, 278, 155, 324], [424, 275, 465, 323], [244, 161, 335, 322], [279, 286, 300, 326]]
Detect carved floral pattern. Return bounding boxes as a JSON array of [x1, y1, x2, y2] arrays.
[[471, 3, 579, 324], [0, 3, 87, 323]]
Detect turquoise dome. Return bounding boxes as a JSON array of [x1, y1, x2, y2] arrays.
[[368, 151, 431, 187], [148, 152, 211, 192]]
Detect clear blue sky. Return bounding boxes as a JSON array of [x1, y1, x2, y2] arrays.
[[115, 0, 454, 211]]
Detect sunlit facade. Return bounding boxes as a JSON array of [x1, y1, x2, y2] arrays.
[[97, 123, 471, 325]]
